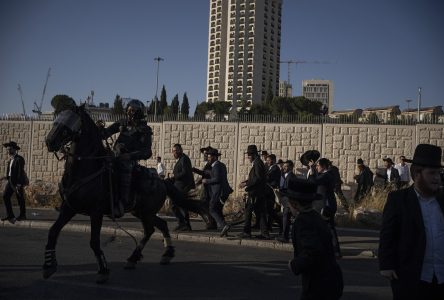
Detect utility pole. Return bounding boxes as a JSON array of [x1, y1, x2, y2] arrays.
[[417, 87, 422, 122], [154, 57, 164, 120]]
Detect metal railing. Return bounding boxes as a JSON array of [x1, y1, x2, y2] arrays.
[[1, 112, 443, 125]]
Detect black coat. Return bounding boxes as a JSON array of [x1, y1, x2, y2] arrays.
[[308, 171, 337, 215], [289, 209, 343, 300], [173, 153, 195, 193], [205, 161, 232, 201], [378, 186, 444, 299], [355, 166, 374, 201], [266, 164, 282, 189], [245, 157, 266, 197], [6, 154, 26, 186], [377, 167, 400, 188]]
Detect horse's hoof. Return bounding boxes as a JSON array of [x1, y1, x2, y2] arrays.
[[124, 260, 136, 270], [42, 265, 57, 279], [96, 269, 110, 284]]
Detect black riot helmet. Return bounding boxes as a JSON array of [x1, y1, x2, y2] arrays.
[[126, 99, 146, 121]]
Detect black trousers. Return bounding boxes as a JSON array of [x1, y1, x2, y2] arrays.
[[243, 194, 268, 235], [3, 181, 26, 218]]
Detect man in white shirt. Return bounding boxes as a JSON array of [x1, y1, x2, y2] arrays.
[[395, 155, 411, 188], [379, 144, 444, 299], [156, 156, 165, 179]]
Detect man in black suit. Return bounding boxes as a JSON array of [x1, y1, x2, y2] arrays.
[[192, 146, 217, 230], [284, 177, 343, 300], [170, 143, 195, 231], [354, 158, 374, 204], [377, 157, 401, 190], [1, 141, 27, 223], [202, 148, 232, 237], [328, 161, 349, 213], [308, 158, 341, 258], [238, 145, 269, 239], [276, 160, 297, 243], [379, 144, 444, 300], [265, 154, 282, 231]]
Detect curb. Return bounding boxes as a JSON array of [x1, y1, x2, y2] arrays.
[[1, 219, 376, 256]]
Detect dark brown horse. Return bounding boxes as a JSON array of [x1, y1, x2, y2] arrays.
[[43, 104, 174, 284]]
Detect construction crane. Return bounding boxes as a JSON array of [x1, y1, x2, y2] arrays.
[[279, 60, 331, 97], [17, 84, 26, 116], [32, 67, 51, 115]]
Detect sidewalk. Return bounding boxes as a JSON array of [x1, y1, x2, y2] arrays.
[[1, 206, 379, 257]]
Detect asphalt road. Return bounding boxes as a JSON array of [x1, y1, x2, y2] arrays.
[[0, 227, 391, 300]]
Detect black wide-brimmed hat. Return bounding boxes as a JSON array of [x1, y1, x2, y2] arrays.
[[357, 158, 364, 165], [383, 157, 394, 165], [280, 177, 322, 203], [3, 141, 20, 150], [206, 148, 222, 156], [200, 146, 214, 153], [245, 144, 259, 155], [299, 150, 321, 167], [404, 144, 443, 168]]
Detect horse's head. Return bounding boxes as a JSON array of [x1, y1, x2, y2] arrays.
[[46, 108, 82, 153]]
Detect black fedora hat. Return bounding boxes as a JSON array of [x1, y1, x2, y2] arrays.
[[357, 158, 364, 165], [3, 141, 20, 150], [245, 144, 259, 155], [280, 177, 322, 203], [206, 147, 222, 156], [404, 144, 443, 168], [383, 157, 394, 165], [200, 146, 214, 153], [300, 150, 320, 167]]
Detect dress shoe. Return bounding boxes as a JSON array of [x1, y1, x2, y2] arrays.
[[255, 233, 271, 240], [16, 215, 27, 221], [237, 232, 252, 239], [275, 236, 289, 243], [174, 224, 192, 232], [1, 216, 16, 224], [220, 224, 231, 237]]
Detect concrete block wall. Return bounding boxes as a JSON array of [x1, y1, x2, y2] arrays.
[[1, 120, 443, 196]]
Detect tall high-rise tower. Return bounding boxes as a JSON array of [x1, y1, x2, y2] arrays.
[[206, 0, 282, 106]]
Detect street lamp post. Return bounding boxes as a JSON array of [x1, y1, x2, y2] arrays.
[[154, 56, 164, 120], [417, 87, 422, 122]]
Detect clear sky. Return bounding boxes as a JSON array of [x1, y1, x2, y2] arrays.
[[0, 0, 443, 115]]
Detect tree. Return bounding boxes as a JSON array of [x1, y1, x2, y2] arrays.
[[367, 112, 380, 124], [51, 94, 76, 114], [181, 93, 190, 116], [112, 94, 124, 114], [194, 101, 212, 116], [159, 85, 168, 115], [171, 94, 180, 115]]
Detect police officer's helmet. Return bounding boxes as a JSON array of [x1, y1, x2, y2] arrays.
[[126, 99, 145, 120]]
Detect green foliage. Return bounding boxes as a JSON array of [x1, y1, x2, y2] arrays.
[[171, 94, 180, 115], [181, 93, 190, 116], [51, 94, 76, 114], [112, 94, 124, 114], [367, 112, 380, 124], [194, 101, 232, 116], [159, 85, 168, 115]]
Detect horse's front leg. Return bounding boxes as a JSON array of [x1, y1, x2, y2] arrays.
[[90, 209, 109, 284], [43, 202, 76, 279], [125, 213, 156, 270], [153, 215, 175, 265]]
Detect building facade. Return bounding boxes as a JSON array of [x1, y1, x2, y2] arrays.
[[302, 79, 333, 113], [206, 0, 282, 106], [278, 80, 292, 97]]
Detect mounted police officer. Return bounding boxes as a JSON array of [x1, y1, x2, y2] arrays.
[[100, 99, 153, 218]]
